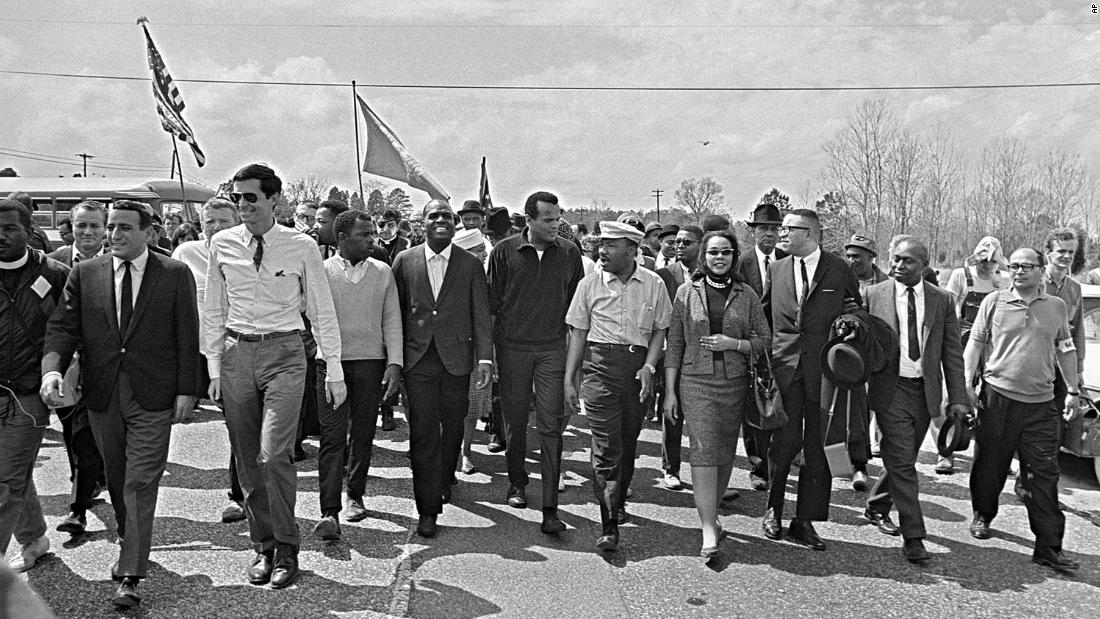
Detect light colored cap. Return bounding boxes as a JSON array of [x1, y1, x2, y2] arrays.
[[454, 228, 485, 251], [844, 233, 877, 256], [598, 221, 644, 244], [965, 236, 1007, 268]]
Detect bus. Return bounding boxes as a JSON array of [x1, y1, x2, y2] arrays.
[[0, 177, 216, 233]]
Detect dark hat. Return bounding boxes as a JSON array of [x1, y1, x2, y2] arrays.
[[748, 203, 783, 227], [937, 407, 975, 456], [702, 214, 731, 232], [657, 224, 680, 240], [820, 335, 870, 388], [844, 233, 877, 257], [379, 208, 402, 224], [486, 207, 511, 236], [458, 200, 484, 217], [644, 221, 663, 236], [510, 212, 526, 228]]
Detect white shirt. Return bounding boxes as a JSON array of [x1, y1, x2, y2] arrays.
[[895, 279, 926, 378], [423, 242, 452, 301], [112, 249, 149, 327], [755, 246, 777, 288], [655, 253, 675, 270], [793, 247, 821, 304], [336, 256, 372, 284]]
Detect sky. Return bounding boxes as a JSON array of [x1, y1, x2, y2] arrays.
[[1, 1, 1098, 220]]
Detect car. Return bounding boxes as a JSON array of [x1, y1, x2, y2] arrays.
[[1072, 283, 1100, 480]]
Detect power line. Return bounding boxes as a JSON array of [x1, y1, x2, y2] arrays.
[[0, 147, 165, 171], [3, 69, 1099, 92]]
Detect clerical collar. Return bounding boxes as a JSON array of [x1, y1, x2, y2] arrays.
[[0, 251, 29, 270]]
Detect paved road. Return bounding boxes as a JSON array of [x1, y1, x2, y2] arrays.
[[8, 403, 1100, 618]]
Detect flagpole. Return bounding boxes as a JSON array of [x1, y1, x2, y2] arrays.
[[352, 80, 365, 209], [171, 135, 187, 208]]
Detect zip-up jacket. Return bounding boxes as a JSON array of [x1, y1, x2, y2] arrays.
[[0, 250, 69, 394]]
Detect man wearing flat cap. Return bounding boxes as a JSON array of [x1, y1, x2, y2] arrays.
[[565, 221, 671, 552], [845, 234, 889, 295]]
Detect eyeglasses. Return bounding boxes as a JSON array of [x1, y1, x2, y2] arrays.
[[1007, 263, 1039, 272], [230, 192, 260, 204], [673, 239, 697, 246], [705, 249, 736, 257]]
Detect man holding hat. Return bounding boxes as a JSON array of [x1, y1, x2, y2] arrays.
[[565, 221, 671, 551], [845, 234, 889, 295], [654, 224, 679, 270]]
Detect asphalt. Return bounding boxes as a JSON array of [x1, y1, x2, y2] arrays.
[[7, 403, 1100, 618]]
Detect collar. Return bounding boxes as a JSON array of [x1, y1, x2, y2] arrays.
[[424, 242, 453, 261], [0, 251, 29, 270], [794, 246, 821, 265], [112, 248, 149, 272], [894, 279, 925, 297], [518, 228, 559, 251], [237, 220, 279, 242], [338, 254, 370, 269], [1008, 286, 1047, 303], [74, 246, 106, 262], [755, 245, 775, 261], [601, 263, 643, 284]]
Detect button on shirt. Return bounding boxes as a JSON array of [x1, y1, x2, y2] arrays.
[[113, 250, 148, 327], [793, 247, 821, 304], [895, 280, 925, 378], [424, 242, 451, 301], [204, 223, 343, 382], [566, 265, 672, 347]]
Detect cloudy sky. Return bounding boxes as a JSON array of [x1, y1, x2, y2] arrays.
[[1, 1, 1097, 219]]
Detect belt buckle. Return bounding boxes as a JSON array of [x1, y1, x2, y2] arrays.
[[628, 344, 639, 354]]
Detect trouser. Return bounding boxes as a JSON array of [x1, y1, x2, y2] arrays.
[[659, 359, 684, 477], [971, 389, 1065, 551], [743, 390, 773, 480], [228, 453, 243, 503], [767, 367, 831, 521], [57, 402, 105, 514], [317, 359, 386, 516], [221, 333, 306, 551], [499, 344, 569, 511], [0, 393, 48, 556], [404, 343, 470, 516], [867, 377, 931, 539], [87, 372, 173, 578], [581, 343, 647, 531]]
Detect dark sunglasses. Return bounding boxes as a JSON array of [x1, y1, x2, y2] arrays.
[[230, 192, 262, 204], [705, 249, 736, 257]]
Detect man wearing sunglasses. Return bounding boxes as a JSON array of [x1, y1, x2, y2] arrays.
[[205, 163, 346, 590], [963, 247, 1082, 575]]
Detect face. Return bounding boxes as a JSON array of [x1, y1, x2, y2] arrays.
[[703, 236, 735, 276], [71, 207, 105, 255], [410, 218, 424, 234], [468, 243, 488, 265], [339, 218, 377, 262], [166, 216, 181, 236], [59, 222, 74, 245], [891, 241, 927, 286], [1047, 238, 1076, 271], [423, 201, 456, 245], [107, 209, 147, 261], [526, 201, 562, 244], [460, 213, 484, 231], [232, 179, 278, 227], [294, 205, 316, 228], [781, 214, 816, 256], [845, 247, 874, 278], [598, 238, 636, 274], [582, 239, 599, 259], [1007, 249, 1043, 291], [753, 224, 779, 253], [673, 230, 701, 265], [643, 231, 661, 252], [379, 219, 399, 240], [0, 211, 28, 261], [316, 207, 338, 245], [659, 235, 676, 258], [202, 207, 238, 239]]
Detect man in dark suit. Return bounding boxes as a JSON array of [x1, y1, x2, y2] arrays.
[[761, 209, 860, 550], [41, 199, 201, 609], [863, 238, 969, 564], [736, 203, 787, 492], [391, 199, 492, 538]]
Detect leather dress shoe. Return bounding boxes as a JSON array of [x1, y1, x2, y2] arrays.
[[969, 515, 992, 540], [486, 436, 505, 453], [416, 514, 438, 538], [270, 544, 299, 589], [57, 511, 87, 534], [313, 515, 341, 541], [112, 577, 141, 609], [851, 470, 869, 492], [596, 527, 619, 552], [762, 508, 782, 540], [221, 500, 246, 523], [506, 486, 527, 509], [902, 538, 931, 564], [247, 550, 274, 585], [863, 509, 900, 536], [700, 545, 719, 561], [1032, 547, 1080, 574], [541, 510, 566, 535], [787, 519, 826, 551], [345, 498, 369, 522]]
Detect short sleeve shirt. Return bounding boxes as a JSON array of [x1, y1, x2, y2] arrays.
[[566, 265, 672, 347]]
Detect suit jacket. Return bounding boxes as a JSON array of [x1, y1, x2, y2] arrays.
[[42, 251, 202, 412], [656, 263, 691, 302], [736, 246, 788, 297], [391, 243, 492, 375], [863, 280, 968, 419], [763, 249, 861, 399]]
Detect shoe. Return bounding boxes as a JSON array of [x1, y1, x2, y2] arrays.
[[8, 535, 49, 572], [721, 487, 740, 502], [221, 501, 246, 523], [247, 550, 274, 585], [270, 544, 299, 589], [700, 545, 719, 560], [750, 473, 768, 491], [902, 538, 931, 564], [596, 529, 619, 552], [1032, 547, 1080, 574], [110, 562, 123, 582], [935, 456, 954, 475], [615, 507, 630, 524], [541, 510, 567, 535], [416, 514, 438, 538], [112, 577, 141, 609], [506, 486, 528, 509], [57, 511, 87, 534], [381, 413, 396, 431], [762, 508, 782, 540], [663, 473, 683, 491], [442, 485, 453, 504], [788, 519, 827, 551], [863, 509, 900, 536], [487, 436, 506, 453], [345, 498, 369, 522], [852, 471, 869, 492], [313, 515, 341, 541], [969, 515, 992, 540], [460, 456, 476, 475]]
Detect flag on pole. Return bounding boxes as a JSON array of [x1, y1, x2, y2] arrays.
[[139, 18, 206, 167], [356, 95, 449, 200], [479, 157, 494, 210]]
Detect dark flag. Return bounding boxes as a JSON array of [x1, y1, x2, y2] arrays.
[[356, 95, 449, 200], [139, 18, 205, 167], [479, 156, 493, 210]]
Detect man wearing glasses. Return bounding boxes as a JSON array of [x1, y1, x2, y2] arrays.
[[205, 164, 346, 589], [293, 201, 317, 233], [963, 247, 1082, 575]]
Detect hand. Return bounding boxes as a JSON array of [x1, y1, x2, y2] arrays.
[[1064, 394, 1083, 422], [474, 362, 492, 390], [636, 366, 654, 402], [381, 364, 402, 401], [699, 334, 740, 353], [326, 380, 348, 408], [564, 375, 580, 413], [965, 385, 979, 408], [207, 377, 221, 402], [843, 297, 860, 313], [172, 395, 197, 424], [40, 374, 65, 408], [663, 392, 680, 423], [947, 403, 972, 418]]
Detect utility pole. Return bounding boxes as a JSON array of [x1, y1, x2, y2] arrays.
[[651, 188, 663, 222], [75, 152, 94, 177]]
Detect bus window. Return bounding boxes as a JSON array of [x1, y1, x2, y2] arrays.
[[55, 199, 80, 227], [31, 198, 54, 228]]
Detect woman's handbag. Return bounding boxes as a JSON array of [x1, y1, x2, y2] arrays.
[[748, 349, 787, 431]]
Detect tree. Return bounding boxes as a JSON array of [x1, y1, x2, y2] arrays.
[[385, 188, 414, 219], [674, 177, 726, 222], [367, 189, 385, 214], [350, 192, 365, 211], [0, 167, 17, 177], [327, 186, 350, 204], [283, 175, 330, 206], [758, 187, 790, 209]]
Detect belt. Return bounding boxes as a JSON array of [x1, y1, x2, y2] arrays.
[[226, 329, 300, 342], [897, 376, 925, 384], [588, 342, 647, 354]]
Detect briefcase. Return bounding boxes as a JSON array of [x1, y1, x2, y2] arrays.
[[823, 388, 853, 477]]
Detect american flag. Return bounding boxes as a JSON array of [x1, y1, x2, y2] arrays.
[[140, 19, 205, 167]]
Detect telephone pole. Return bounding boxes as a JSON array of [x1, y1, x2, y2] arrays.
[[75, 152, 95, 177], [651, 188, 663, 222]]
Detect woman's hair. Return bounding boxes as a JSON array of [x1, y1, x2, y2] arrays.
[[171, 222, 201, 248], [698, 229, 744, 283]]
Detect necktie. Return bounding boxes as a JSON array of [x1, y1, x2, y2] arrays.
[[252, 235, 264, 270], [763, 254, 771, 288], [799, 258, 809, 303], [907, 286, 921, 361], [120, 261, 133, 333]]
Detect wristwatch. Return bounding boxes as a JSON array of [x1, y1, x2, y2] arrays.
[[642, 363, 657, 375]]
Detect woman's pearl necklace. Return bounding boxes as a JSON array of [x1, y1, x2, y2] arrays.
[[705, 276, 730, 289]]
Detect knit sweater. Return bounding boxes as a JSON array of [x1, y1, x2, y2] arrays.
[[323, 255, 403, 364]]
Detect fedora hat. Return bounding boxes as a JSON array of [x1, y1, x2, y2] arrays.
[[747, 203, 784, 227], [820, 335, 870, 389], [937, 408, 975, 456]]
